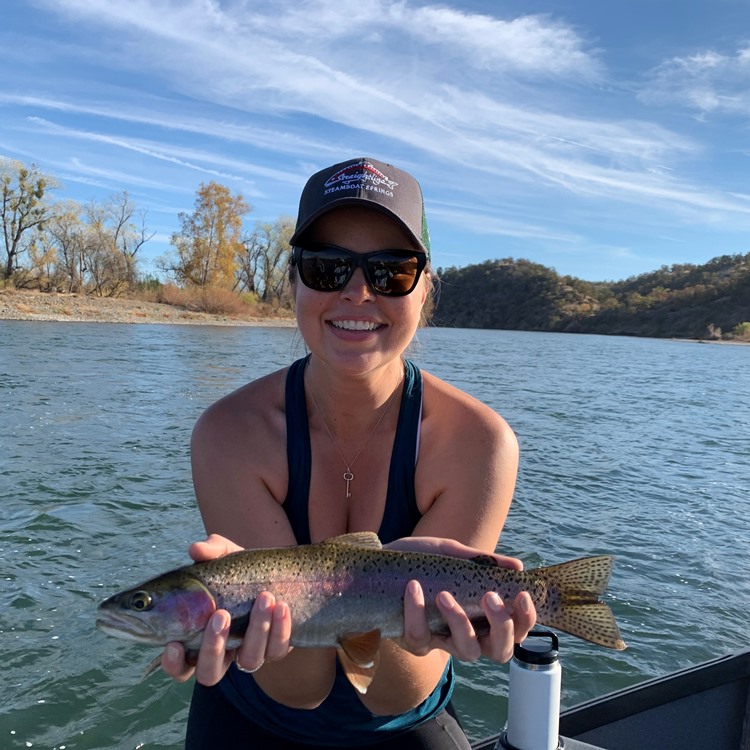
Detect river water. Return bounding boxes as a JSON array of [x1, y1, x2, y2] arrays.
[[1, 321, 748, 749]]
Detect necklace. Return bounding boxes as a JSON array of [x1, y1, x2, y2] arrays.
[[306, 381, 400, 500]]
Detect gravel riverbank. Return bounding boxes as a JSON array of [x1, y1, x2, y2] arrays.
[[0, 289, 296, 327]]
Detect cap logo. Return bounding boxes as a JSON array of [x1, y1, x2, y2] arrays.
[[323, 160, 398, 198]]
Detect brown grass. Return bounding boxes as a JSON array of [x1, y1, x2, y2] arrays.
[[135, 283, 292, 320]]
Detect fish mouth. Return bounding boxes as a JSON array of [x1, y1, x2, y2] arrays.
[[96, 609, 164, 645]]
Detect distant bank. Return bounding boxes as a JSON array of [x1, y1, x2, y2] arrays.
[[0, 289, 296, 327], [2, 288, 747, 344]]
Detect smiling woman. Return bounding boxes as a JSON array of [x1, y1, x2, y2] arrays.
[[158, 157, 535, 749]]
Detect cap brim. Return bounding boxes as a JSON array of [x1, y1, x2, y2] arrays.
[[290, 198, 430, 256]]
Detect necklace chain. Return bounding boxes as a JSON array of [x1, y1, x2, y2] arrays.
[[306, 381, 400, 499]]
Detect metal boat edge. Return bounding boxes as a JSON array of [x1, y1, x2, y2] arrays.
[[472, 648, 750, 750]]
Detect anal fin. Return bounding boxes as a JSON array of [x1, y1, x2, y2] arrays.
[[337, 629, 382, 694]]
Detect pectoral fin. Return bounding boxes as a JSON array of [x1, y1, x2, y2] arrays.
[[337, 629, 382, 694], [141, 654, 163, 680]]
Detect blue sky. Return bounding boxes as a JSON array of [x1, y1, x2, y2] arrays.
[[3, 0, 750, 281]]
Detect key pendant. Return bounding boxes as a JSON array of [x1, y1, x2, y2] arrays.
[[343, 470, 354, 498]]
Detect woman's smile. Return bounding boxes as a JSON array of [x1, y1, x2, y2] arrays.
[[328, 319, 386, 332]]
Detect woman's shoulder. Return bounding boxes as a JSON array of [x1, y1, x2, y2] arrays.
[[418, 369, 518, 466]]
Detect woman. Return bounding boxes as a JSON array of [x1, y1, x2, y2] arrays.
[[162, 158, 536, 748]]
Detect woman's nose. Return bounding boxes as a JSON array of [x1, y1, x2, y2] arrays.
[[341, 267, 376, 301]]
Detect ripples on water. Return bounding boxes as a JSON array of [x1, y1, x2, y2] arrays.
[[1, 322, 747, 748]]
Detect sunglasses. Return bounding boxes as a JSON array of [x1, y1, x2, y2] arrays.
[[292, 244, 427, 297]]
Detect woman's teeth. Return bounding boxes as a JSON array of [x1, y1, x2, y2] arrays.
[[331, 320, 381, 331]]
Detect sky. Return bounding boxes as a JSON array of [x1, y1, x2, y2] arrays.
[[3, 0, 750, 282]]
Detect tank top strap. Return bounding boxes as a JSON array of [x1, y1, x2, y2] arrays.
[[284, 355, 313, 544], [379, 358, 423, 543]]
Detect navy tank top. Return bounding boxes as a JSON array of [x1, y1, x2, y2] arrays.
[[283, 354, 423, 544], [217, 356, 455, 745]]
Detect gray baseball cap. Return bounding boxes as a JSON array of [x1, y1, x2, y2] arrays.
[[291, 158, 431, 258]]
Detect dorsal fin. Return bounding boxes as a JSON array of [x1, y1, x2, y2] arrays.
[[322, 532, 383, 550]]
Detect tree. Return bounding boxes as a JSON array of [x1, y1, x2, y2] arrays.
[[102, 191, 154, 286], [82, 194, 152, 296], [40, 200, 87, 292], [1, 159, 57, 282], [167, 182, 251, 288], [34, 193, 152, 295], [238, 216, 294, 303]]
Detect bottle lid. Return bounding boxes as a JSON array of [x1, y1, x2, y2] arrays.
[[513, 630, 559, 665]]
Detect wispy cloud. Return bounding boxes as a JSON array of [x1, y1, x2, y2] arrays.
[[0, 93, 339, 167], [639, 44, 750, 117], [6, 0, 750, 278], [433, 205, 581, 243], [25, 116, 291, 194], [26, 0, 734, 218]]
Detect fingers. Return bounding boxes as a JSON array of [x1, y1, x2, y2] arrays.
[[402, 580, 432, 656], [163, 594, 294, 687], [189, 534, 243, 562], [385, 537, 524, 572], [435, 591, 482, 661], [401, 580, 538, 665], [402, 581, 482, 661], [478, 590, 537, 663], [194, 610, 235, 686], [161, 641, 195, 683], [480, 593, 515, 663], [512, 591, 537, 642], [235, 592, 272, 672], [235, 594, 293, 674]]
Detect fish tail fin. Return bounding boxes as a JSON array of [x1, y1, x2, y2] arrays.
[[536, 556, 627, 651]]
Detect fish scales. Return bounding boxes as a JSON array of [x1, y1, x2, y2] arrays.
[[97, 531, 626, 693]]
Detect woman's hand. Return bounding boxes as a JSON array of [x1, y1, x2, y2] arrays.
[[386, 536, 537, 663], [160, 534, 293, 686]]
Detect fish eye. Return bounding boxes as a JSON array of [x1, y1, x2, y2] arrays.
[[128, 591, 153, 612]]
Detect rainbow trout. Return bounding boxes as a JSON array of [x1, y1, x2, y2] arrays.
[[96, 532, 626, 692]]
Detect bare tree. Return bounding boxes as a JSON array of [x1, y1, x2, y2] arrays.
[[104, 191, 154, 285], [238, 216, 294, 303], [41, 201, 87, 292]]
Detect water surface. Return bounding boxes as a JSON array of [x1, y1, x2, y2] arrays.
[[1, 322, 747, 748]]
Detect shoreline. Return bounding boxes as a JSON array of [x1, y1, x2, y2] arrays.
[[0, 288, 297, 327], [1, 289, 747, 343]]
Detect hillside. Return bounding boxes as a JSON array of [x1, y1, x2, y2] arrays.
[[432, 253, 750, 340]]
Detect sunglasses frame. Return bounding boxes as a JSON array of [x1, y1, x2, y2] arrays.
[[292, 243, 428, 297]]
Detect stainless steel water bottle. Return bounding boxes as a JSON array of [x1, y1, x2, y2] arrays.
[[502, 630, 562, 750]]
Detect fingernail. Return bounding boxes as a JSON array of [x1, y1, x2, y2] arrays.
[[520, 593, 532, 614], [166, 643, 181, 663], [486, 592, 503, 612], [211, 612, 227, 634], [273, 601, 287, 621], [438, 591, 454, 608]]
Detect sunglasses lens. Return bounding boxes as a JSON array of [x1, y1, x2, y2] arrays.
[[367, 253, 422, 295], [295, 246, 425, 296], [298, 247, 353, 291]]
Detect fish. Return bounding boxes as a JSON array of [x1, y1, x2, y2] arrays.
[[96, 532, 626, 693]]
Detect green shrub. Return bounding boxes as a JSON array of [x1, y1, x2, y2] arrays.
[[729, 321, 750, 341]]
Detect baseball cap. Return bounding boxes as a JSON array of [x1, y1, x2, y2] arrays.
[[290, 158, 431, 258]]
